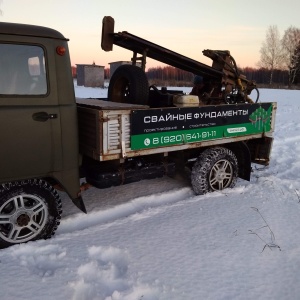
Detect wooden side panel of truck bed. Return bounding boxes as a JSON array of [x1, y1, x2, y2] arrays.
[[76, 98, 277, 162]]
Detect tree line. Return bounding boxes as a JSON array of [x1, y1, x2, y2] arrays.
[[146, 66, 194, 86], [145, 25, 300, 88], [145, 65, 291, 88]]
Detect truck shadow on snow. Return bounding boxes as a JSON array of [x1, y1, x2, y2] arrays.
[[59, 174, 191, 219], [56, 175, 195, 235]]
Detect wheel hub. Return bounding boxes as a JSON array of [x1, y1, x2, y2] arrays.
[[216, 170, 226, 181], [16, 213, 30, 227]]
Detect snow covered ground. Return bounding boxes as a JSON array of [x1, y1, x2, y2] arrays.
[[1, 85, 300, 300]]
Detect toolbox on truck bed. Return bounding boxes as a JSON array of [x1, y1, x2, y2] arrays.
[[76, 98, 149, 161]]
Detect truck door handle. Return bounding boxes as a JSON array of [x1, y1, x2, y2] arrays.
[[32, 112, 58, 122]]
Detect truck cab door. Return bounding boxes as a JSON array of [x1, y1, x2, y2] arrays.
[[0, 43, 62, 181]]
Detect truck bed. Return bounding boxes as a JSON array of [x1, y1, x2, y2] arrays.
[[76, 98, 276, 162], [76, 98, 149, 110]]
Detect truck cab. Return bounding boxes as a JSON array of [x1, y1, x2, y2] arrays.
[[0, 23, 84, 248], [0, 23, 82, 204]]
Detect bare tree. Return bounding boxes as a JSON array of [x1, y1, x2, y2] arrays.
[[282, 26, 300, 86], [291, 44, 300, 84], [258, 25, 284, 84]]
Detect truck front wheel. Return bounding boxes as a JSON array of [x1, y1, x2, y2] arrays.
[[0, 179, 62, 248], [191, 147, 238, 195]]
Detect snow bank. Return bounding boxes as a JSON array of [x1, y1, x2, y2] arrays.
[[1, 86, 300, 300]]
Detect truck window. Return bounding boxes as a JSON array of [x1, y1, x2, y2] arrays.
[[0, 44, 47, 95]]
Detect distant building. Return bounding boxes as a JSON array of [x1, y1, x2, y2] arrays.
[[109, 61, 142, 78], [76, 64, 104, 87]]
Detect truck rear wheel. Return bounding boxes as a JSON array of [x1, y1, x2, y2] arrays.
[[191, 147, 238, 195], [108, 64, 149, 105], [0, 179, 62, 248]]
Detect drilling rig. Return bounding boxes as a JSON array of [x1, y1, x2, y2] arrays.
[[101, 16, 259, 106]]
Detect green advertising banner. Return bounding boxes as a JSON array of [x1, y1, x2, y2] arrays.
[[130, 103, 273, 150]]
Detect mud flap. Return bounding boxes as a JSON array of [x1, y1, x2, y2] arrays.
[[248, 137, 274, 165], [72, 194, 87, 214]]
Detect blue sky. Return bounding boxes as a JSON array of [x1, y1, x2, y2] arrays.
[[1, 0, 299, 69]]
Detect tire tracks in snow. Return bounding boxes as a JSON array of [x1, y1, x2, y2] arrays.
[[56, 187, 195, 236]]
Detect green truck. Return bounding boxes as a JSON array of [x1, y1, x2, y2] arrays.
[[0, 17, 276, 248]]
